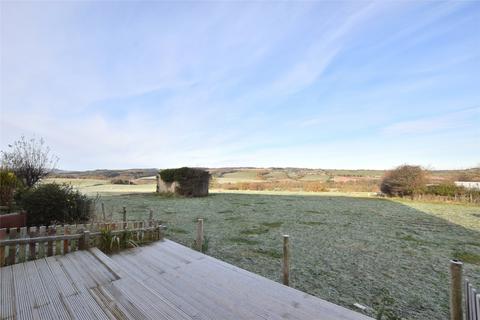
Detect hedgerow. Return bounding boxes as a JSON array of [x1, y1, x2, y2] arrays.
[[380, 165, 426, 197]]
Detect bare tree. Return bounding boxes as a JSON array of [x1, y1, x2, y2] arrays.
[[380, 165, 427, 197], [1, 136, 59, 188]]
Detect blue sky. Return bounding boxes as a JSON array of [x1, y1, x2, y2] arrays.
[[1, 1, 479, 170]]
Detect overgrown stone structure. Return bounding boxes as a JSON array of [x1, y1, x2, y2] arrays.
[[156, 167, 210, 197]]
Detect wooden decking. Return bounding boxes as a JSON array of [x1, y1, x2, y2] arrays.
[[0, 239, 372, 320]]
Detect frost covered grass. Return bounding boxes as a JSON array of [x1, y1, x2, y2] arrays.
[[93, 191, 480, 319], [44, 178, 156, 194]]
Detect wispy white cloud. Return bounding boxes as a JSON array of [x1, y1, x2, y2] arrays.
[[1, 1, 479, 169], [382, 107, 480, 136], [259, 2, 391, 97]]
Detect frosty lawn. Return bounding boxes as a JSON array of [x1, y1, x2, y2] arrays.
[[94, 192, 480, 320]]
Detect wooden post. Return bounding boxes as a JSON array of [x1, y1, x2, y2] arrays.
[[38, 226, 46, 258], [196, 218, 204, 252], [0, 228, 6, 267], [283, 235, 290, 286], [63, 225, 70, 254], [131, 221, 135, 240], [145, 220, 151, 241], [28, 227, 37, 260], [450, 259, 463, 320], [149, 209, 153, 225], [140, 221, 145, 241], [122, 206, 127, 229], [8, 228, 17, 265], [55, 226, 60, 256], [78, 229, 84, 250], [18, 227, 27, 262], [101, 203, 106, 221], [79, 230, 90, 250], [47, 226, 55, 257], [476, 293, 480, 319], [466, 282, 474, 320]]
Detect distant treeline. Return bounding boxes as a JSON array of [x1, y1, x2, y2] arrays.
[[210, 179, 380, 193]]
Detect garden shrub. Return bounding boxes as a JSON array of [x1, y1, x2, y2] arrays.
[[99, 228, 138, 254], [19, 183, 94, 226], [380, 165, 426, 197], [0, 169, 18, 209], [425, 183, 464, 197], [111, 178, 134, 185]]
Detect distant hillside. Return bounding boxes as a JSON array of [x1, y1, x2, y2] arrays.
[[51, 168, 159, 180], [51, 167, 479, 181], [49, 166, 479, 193]]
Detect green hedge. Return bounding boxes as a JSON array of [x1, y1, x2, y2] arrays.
[[425, 183, 480, 197], [18, 183, 94, 226]]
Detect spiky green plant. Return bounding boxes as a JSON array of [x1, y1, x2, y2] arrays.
[[99, 228, 120, 254]]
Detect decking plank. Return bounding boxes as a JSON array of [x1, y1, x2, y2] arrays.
[[141, 250, 299, 320], [2, 240, 372, 320], [110, 277, 194, 320], [24, 260, 61, 320], [45, 256, 78, 297], [112, 252, 247, 319], [12, 262, 36, 320], [117, 250, 284, 320], [88, 248, 125, 280], [135, 277, 209, 320], [57, 255, 111, 320], [161, 253, 313, 319], [35, 259, 72, 320], [0, 265, 15, 320], [71, 251, 116, 285], [142, 273, 244, 320], [114, 250, 165, 279], [159, 240, 373, 320]]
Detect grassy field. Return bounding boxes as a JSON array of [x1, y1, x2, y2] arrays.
[[47, 178, 156, 194], [45, 178, 480, 319], [51, 166, 480, 194]]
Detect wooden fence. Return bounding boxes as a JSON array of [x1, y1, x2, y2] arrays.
[[0, 211, 27, 228], [414, 194, 480, 204], [0, 219, 163, 267], [450, 259, 480, 320], [465, 279, 480, 320]]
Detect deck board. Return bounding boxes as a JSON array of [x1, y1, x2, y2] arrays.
[[34, 259, 71, 320], [130, 250, 293, 320], [1, 266, 15, 320], [1, 239, 372, 320]]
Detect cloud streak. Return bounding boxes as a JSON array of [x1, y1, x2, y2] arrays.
[[1, 1, 479, 170], [383, 107, 480, 136]]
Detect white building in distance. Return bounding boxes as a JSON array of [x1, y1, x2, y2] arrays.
[[454, 181, 480, 190]]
